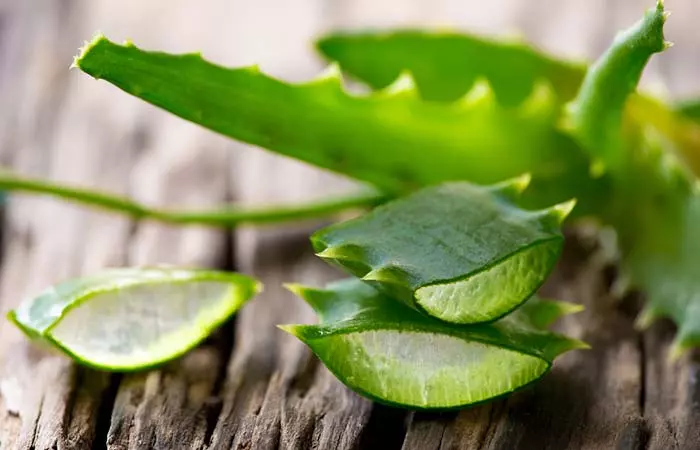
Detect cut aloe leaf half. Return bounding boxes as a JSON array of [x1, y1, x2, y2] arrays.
[[8, 267, 261, 371], [282, 279, 586, 410], [312, 179, 574, 324]]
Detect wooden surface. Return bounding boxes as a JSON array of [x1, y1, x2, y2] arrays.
[[0, 0, 699, 449]]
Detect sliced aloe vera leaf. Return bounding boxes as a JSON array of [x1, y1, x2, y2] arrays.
[[74, 35, 600, 212], [8, 268, 261, 371], [317, 30, 585, 105], [312, 180, 573, 324], [282, 279, 586, 410]]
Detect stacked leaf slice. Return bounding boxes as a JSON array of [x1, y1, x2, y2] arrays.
[[282, 179, 586, 409]]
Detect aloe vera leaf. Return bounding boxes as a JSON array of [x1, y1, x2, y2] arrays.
[[316, 31, 585, 106], [75, 35, 601, 212], [565, 1, 669, 168], [566, 2, 700, 353], [311, 180, 573, 324], [317, 24, 700, 182], [281, 278, 586, 410], [8, 268, 261, 370]]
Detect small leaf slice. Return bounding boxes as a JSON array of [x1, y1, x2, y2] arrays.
[[282, 278, 586, 410], [312, 180, 572, 324], [8, 268, 261, 371]]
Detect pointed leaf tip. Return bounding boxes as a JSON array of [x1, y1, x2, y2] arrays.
[[283, 282, 306, 298], [306, 62, 344, 90], [315, 245, 356, 261], [459, 78, 495, 107], [668, 340, 688, 362], [489, 173, 532, 200], [548, 198, 577, 223], [519, 80, 557, 117], [361, 266, 405, 284], [277, 324, 302, 337], [635, 305, 663, 330], [73, 32, 107, 71], [376, 70, 418, 98]]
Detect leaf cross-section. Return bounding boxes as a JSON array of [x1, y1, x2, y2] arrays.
[[312, 180, 573, 324], [282, 278, 586, 410]]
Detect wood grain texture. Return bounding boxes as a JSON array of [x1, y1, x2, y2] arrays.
[[0, 0, 699, 449]]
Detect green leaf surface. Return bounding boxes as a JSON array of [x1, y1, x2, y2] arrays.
[[75, 35, 601, 212], [8, 268, 261, 370], [677, 99, 700, 123], [565, 1, 669, 168], [312, 180, 572, 324], [317, 31, 585, 105], [282, 278, 586, 410], [564, 1, 700, 354]]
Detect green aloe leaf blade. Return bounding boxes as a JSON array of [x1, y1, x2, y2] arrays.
[[316, 31, 585, 105], [312, 180, 572, 324], [283, 278, 586, 410], [564, 1, 700, 353], [8, 268, 261, 371], [566, 1, 669, 167], [75, 35, 598, 211]]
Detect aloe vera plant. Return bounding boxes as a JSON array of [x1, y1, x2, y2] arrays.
[[0, 0, 696, 408]]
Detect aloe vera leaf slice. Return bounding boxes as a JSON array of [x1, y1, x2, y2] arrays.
[[282, 278, 586, 410], [8, 267, 261, 371], [312, 180, 573, 324], [74, 35, 599, 211]]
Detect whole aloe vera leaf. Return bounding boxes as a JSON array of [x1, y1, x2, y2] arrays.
[[316, 31, 585, 106], [281, 278, 586, 410], [312, 180, 573, 324], [566, 1, 669, 168], [316, 15, 699, 181], [566, 1, 700, 354], [75, 35, 601, 212]]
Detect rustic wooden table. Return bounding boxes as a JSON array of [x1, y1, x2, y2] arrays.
[[0, 0, 699, 449]]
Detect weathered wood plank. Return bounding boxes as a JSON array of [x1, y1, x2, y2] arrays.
[[0, 2, 145, 448], [105, 129, 232, 450], [207, 3, 374, 446], [1, 0, 699, 449]]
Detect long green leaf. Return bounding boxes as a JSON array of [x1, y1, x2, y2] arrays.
[[316, 9, 700, 180], [316, 31, 585, 105], [312, 179, 572, 324], [565, 1, 669, 168], [282, 278, 586, 410], [75, 35, 602, 212], [565, 1, 700, 354]]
